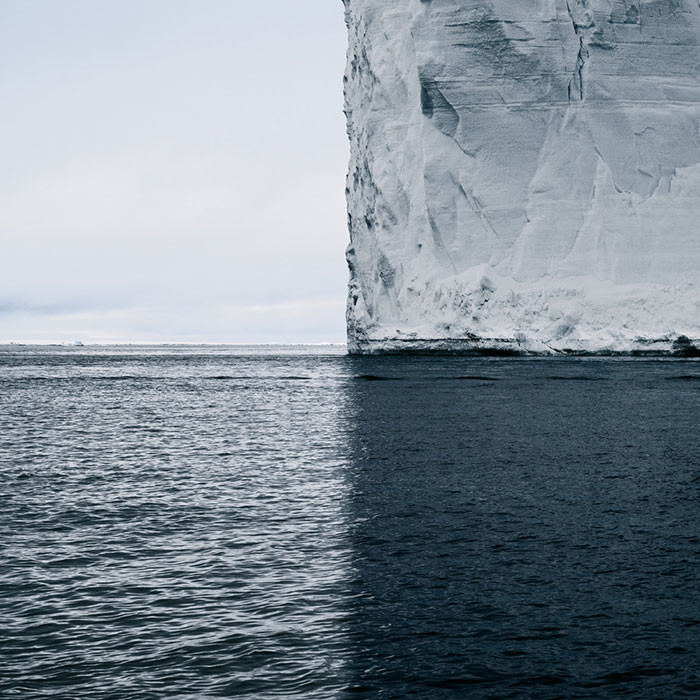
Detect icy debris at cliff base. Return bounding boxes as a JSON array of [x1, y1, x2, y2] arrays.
[[348, 266, 700, 355]]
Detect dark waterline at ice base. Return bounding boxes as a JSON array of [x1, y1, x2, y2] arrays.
[[2, 345, 699, 698]]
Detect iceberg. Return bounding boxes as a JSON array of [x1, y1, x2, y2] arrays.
[[343, 0, 700, 354]]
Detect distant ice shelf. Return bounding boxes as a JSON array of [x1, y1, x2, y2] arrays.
[[343, 0, 700, 355]]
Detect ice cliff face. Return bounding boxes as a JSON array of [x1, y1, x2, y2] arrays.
[[343, 0, 700, 354]]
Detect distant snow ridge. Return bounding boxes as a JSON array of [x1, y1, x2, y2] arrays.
[[343, 0, 700, 354]]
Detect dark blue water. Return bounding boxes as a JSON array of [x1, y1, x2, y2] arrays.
[[1, 345, 699, 698]]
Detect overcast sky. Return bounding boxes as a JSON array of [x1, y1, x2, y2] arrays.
[[1, 1, 349, 343]]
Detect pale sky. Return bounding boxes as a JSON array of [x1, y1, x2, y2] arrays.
[[1, 1, 349, 343]]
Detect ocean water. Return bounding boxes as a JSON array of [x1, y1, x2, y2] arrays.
[[1, 345, 699, 699]]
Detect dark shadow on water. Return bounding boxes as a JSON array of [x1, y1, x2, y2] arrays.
[[340, 356, 700, 698]]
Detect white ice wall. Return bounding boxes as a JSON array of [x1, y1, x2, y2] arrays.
[[344, 0, 700, 353]]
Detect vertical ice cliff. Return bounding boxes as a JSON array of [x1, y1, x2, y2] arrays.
[[344, 0, 700, 354]]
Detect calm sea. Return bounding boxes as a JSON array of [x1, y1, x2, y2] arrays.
[[1, 345, 699, 698]]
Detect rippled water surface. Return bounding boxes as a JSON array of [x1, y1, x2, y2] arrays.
[[1, 345, 699, 698]]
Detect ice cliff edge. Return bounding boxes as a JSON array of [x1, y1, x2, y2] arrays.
[[343, 0, 700, 355]]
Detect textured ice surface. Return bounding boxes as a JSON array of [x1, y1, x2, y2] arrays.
[[343, 0, 700, 354]]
